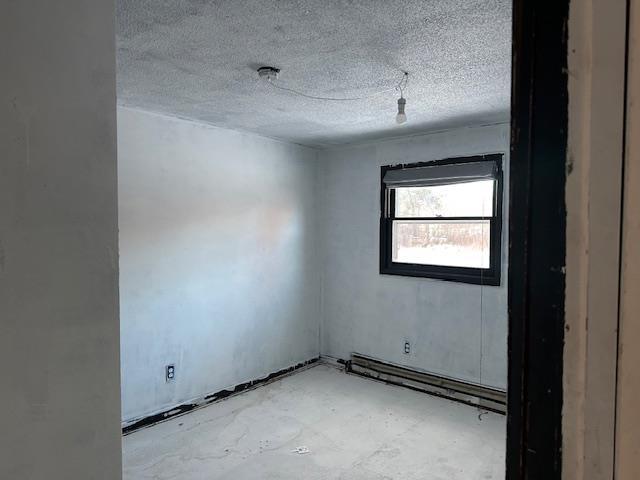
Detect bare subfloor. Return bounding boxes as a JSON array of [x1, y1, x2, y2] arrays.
[[123, 364, 505, 479]]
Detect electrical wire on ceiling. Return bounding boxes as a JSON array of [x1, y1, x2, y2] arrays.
[[261, 69, 409, 102], [257, 66, 410, 123]]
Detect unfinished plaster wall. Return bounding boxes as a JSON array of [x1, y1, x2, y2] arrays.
[[0, 2, 121, 479], [118, 107, 320, 422], [318, 124, 509, 390]]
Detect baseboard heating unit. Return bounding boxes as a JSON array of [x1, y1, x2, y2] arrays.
[[347, 353, 506, 414]]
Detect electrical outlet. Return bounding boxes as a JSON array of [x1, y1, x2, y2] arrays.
[[404, 341, 411, 354], [166, 364, 175, 382]]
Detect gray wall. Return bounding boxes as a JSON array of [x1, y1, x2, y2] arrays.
[[318, 124, 509, 389], [0, 2, 122, 479], [118, 108, 321, 422]]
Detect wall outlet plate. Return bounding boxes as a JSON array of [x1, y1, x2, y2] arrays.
[[404, 341, 411, 354], [166, 364, 175, 382]]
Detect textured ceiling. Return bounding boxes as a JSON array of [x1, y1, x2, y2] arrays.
[[117, 0, 511, 147]]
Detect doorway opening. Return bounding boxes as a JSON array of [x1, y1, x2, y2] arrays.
[[115, 1, 567, 479]]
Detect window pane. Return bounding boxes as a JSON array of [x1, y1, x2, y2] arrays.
[[392, 220, 491, 268], [394, 180, 494, 218]]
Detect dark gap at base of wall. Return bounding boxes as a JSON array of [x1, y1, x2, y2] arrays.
[[344, 353, 507, 415], [122, 357, 320, 436]]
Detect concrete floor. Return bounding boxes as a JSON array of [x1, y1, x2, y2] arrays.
[[123, 364, 505, 479]]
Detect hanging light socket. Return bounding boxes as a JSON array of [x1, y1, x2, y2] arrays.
[[396, 96, 407, 124]]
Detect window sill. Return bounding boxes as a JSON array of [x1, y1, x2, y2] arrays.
[[379, 264, 501, 286]]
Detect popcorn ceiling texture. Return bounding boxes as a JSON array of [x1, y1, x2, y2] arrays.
[[117, 0, 511, 147]]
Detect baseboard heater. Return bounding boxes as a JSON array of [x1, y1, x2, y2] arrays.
[[347, 353, 506, 414]]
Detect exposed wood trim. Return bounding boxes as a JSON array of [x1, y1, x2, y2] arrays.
[[564, 0, 628, 478], [508, 1, 569, 478], [615, 0, 640, 476]]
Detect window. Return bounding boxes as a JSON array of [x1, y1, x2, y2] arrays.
[[380, 154, 503, 285]]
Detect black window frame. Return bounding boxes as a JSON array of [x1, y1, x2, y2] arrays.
[[379, 154, 504, 286]]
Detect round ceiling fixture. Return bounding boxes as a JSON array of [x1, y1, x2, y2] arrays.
[[257, 66, 280, 82]]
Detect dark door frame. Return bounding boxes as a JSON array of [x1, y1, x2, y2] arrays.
[[508, 1, 569, 479]]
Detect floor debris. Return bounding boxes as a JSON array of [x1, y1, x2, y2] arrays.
[[123, 365, 505, 480], [292, 446, 311, 455]]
